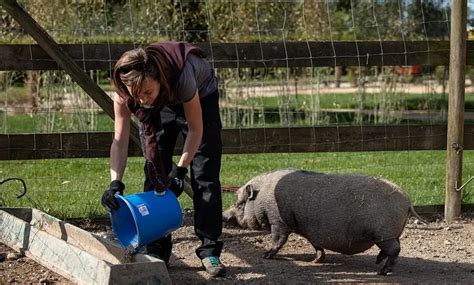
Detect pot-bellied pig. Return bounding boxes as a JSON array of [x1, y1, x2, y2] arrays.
[[223, 169, 425, 275]]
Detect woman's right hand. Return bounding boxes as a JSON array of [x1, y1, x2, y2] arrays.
[[101, 180, 125, 210]]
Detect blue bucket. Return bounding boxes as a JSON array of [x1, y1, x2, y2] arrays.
[[109, 189, 182, 249]]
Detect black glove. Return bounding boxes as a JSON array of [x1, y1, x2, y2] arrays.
[[101, 180, 125, 211], [167, 166, 187, 197]]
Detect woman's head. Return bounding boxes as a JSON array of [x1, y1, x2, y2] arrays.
[[112, 46, 171, 107]]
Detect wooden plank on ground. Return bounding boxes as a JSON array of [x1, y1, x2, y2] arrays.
[[0, 207, 172, 285]]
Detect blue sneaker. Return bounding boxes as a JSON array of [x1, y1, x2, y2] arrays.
[[201, 256, 226, 277]]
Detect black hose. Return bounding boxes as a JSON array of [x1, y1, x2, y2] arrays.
[[0, 177, 27, 199]]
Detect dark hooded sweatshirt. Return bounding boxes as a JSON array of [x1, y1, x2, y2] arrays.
[[127, 42, 205, 192]]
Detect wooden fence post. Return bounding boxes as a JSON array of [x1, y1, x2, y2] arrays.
[[445, 0, 467, 223]]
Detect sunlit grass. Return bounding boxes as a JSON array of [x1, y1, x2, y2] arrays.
[[1, 150, 473, 219]]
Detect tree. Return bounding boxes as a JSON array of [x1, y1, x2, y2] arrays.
[[405, 0, 450, 40]]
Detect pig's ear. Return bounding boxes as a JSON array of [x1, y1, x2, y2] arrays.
[[246, 184, 259, 201]]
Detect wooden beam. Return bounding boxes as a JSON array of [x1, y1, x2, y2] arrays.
[[0, 0, 140, 146], [0, 40, 460, 71], [445, 1, 467, 223], [1, 125, 473, 160]]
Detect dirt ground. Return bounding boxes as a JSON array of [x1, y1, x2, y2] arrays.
[[1, 213, 473, 284], [0, 243, 71, 284]]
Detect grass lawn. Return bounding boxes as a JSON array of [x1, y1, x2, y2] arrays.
[[2, 91, 474, 133], [0, 112, 114, 133], [234, 92, 474, 110], [1, 150, 473, 219]]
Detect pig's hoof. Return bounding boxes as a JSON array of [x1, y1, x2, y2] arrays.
[[377, 268, 392, 276], [313, 256, 325, 263], [263, 250, 276, 259], [313, 249, 325, 263]]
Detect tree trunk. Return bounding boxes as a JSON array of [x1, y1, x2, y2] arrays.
[[27, 71, 39, 114], [335, 66, 342, 88]]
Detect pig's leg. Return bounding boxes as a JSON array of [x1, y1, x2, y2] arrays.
[[375, 238, 400, 275], [375, 251, 387, 264], [263, 222, 289, 259]]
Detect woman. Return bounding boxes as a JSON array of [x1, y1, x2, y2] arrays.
[[101, 42, 225, 277]]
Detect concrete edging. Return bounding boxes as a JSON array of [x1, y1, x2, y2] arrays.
[[0, 207, 171, 284]]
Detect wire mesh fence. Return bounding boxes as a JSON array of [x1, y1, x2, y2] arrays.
[[0, 0, 473, 218]]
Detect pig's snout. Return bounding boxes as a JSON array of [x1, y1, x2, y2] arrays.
[[222, 209, 233, 222], [223, 208, 240, 227]]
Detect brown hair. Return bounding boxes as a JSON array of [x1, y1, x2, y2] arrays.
[[112, 46, 172, 107]]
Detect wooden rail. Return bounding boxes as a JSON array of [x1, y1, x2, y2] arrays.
[[1, 124, 473, 160], [0, 41, 463, 71]]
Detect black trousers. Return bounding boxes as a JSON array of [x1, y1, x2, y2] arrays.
[[142, 90, 224, 261]]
